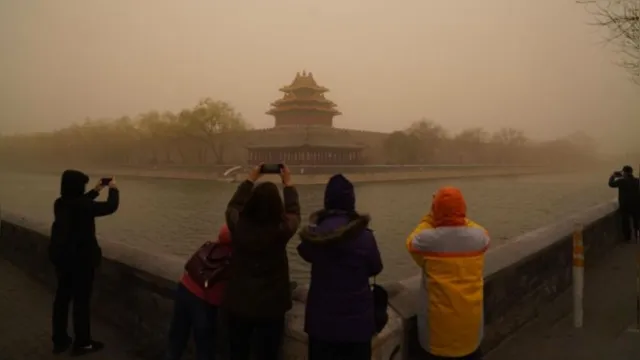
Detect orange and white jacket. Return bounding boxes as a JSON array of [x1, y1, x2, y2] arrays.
[[405, 187, 490, 357]]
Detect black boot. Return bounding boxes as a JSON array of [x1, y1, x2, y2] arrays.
[[52, 336, 72, 354]]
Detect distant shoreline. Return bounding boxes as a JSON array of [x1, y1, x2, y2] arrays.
[[30, 165, 566, 185]]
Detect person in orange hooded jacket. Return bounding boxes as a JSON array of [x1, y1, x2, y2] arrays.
[[166, 224, 232, 360], [405, 187, 489, 360]]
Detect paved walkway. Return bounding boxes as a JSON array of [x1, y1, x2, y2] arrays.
[[0, 259, 141, 360], [488, 243, 640, 360]]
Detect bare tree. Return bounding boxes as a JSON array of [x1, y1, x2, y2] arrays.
[[178, 98, 251, 164], [580, 0, 640, 83], [405, 118, 448, 163]]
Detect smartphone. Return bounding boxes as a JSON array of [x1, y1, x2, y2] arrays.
[[100, 177, 112, 186], [260, 164, 283, 174]]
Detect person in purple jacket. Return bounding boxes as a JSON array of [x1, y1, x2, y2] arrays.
[[297, 174, 384, 360]]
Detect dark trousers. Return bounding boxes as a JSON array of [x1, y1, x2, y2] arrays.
[[227, 312, 284, 360], [166, 284, 219, 360], [620, 208, 640, 242], [308, 338, 372, 360], [426, 348, 483, 360], [52, 265, 95, 346]]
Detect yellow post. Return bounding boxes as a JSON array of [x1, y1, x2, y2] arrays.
[[572, 224, 584, 328]]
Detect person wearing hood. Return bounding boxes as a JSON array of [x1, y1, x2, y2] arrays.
[[298, 174, 383, 360], [223, 164, 300, 360], [608, 165, 640, 242], [405, 187, 489, 360], [50, 170, 119, 355]]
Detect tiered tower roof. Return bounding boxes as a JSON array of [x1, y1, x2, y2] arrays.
[[266, 71, 341, 116], [278, 70, 329, 93]]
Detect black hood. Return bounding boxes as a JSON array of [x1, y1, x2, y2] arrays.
[[60, 169, 89, 198], [324, 174, 355, 211], [298, 209, 370, 245]]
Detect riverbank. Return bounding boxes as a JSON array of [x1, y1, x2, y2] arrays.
[[82, 165, 561, 185]]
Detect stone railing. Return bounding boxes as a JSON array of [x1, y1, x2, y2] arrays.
[[382, 199, 620, 358], [0, 199, 621, 359]]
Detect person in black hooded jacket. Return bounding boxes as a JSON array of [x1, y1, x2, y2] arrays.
[[49, 170, 119, 355], [608, 165, 640, 242]]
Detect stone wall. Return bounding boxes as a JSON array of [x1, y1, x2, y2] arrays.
[[0, 213, 183, 359], [0, 199, 622, 359], [382, 199, 621, 358], [218, 127, 389, 165]]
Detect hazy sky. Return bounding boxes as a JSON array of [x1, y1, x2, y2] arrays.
[[1, 0, 638, 150]]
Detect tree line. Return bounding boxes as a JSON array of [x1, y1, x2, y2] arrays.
[[0, 98, 250, 168], [0, 99, 598, 169], [383, 119, 598, 166]]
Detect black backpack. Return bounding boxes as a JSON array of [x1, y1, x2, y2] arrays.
[[184, 242, 231, 288], [372, 278, 389, 333]]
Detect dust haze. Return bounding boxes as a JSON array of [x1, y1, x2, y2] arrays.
[[1, 0, 638, 153]]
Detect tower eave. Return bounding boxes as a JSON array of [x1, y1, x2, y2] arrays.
[[278, 85, 329, 93], [266, 108, 341, 116], [270, 99, 337, 107]]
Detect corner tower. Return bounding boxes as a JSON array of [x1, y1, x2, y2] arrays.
[[266, 71, 341, 127]]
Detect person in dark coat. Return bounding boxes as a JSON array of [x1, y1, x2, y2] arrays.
[[608, 165, 640, 242], [297, 174, 383, 360], [223, 164, 300, 360], [49, 170, 119, 355]]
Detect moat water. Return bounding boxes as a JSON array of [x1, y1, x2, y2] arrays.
[[0, 171, 614, 283]]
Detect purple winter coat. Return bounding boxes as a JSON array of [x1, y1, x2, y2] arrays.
[[297, 210, 384, 343]]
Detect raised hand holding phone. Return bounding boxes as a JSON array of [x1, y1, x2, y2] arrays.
[[259, 164, 283, 174], [94, 179, 107, 191], [280, 164, 292, 186], [248, 164, 263, 182], [95, 177, 117, 190]]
